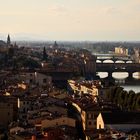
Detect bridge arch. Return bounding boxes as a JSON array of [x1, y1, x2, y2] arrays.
[[96, 60, 102, 63], [133, 72, 140, 79], [103, 60, 114, 63], [126, 61, 133, 63], [96, 63, 140, 81], [112, 72, 128, 79], [115, 60, 125, 63], [97, 72, 108, 78]]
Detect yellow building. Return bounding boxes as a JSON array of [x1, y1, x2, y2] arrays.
[[72, 102, 103, 131], [68, 80, 99, 97], [72, 102, 86, 130], [115, 47, 128, 56], [96, 113, 104, 129], [18, 83, 27, 90]]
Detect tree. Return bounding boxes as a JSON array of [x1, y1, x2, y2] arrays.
[[23, 58, 41, 69], [135, 93, 140, 111], [113, 86, 124, 104], [8, 47, 14, 58], [116, 90, 126, 109], [105, 85, 140, 111], [15, 56, 41, 69], [132, 94, 138, 110], [43, 47, 48, 61], [127, 90, 135, 111]]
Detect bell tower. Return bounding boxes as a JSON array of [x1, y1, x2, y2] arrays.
[[7, 34, 11, 46]]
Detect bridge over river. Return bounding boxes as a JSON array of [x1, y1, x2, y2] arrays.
[[96, 63, 140, 82], [95, 53, 134, 63]]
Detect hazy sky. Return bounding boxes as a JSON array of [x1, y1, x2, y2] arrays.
[[0, 0, 140, 41]]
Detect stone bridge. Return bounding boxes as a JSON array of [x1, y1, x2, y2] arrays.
[[96, 63, 140, 79], [95, 54, 133, 63]]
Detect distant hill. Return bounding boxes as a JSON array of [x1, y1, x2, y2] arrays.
[[0, 40, 6, 47]]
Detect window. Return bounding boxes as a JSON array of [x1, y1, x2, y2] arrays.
[[88, 121, 92, 125], [50, 132, 54, 136], [30, 79, 33, 83], [87, 113, 89, 119], [43, 78, 47, 83], [87, 113, 91, 119], [91, 113, 94, 119]]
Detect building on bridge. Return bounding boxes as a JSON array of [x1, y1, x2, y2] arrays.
[[115, 46, 128, 56], [133, 48, 140, 63]]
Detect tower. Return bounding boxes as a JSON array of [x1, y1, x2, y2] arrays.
[[7, 34, 11, 46], [43, 46, 48, 61], [53, 41, 58, 48]]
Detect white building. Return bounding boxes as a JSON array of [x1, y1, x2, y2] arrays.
[[23, 72, 52, 87]]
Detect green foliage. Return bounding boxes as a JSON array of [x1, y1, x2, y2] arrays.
[[15, 56, 41, 69], [127, 90, 135, 110], [106, 86, 140, 111], [8, 47, 14, 58], [23, 57, 40, 68], [135, 93, 140, 111], [114, 87, 124, 104]]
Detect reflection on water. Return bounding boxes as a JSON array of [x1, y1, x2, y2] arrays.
[[96, 56, 140, 93], [112, 72, 128, 79], [97, 72, 140, 93], [115, 60, 125, 63], [103, 60, 114, 63], [126, 61, 132, 63], [98, 72, 140, 79], [133, 72, 140, 79], [97, 72, 108, 78]]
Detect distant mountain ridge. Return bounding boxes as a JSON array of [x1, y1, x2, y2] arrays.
[[0, 40, 6, 47]]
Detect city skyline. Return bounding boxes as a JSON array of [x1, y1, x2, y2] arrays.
[[0, 0, 140, 41]]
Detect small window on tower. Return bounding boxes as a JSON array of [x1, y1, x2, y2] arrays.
[[88, 121, 92, 125], [30, 79, 33, 83], [43, 79, 47, 83]]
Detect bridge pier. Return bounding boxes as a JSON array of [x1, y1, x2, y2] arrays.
[[128, 72, 133, 79], [107, 71, 112, 79], [124, 60, 127, 63], [101, 60, 104, 63]]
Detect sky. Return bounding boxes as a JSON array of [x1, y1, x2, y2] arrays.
[[0, 0, 140, 41]]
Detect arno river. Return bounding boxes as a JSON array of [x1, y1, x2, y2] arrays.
[[96, 58, 140, 93], [98, 72, 140, 93]]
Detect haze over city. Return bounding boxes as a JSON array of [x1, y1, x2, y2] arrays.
[[0, 0, 140, 41], [0, 0, 140, 139]]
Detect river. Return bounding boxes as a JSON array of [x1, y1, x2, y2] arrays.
[[96, 59, 140, 93]]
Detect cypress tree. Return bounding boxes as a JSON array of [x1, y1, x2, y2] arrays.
[[43, 47, 48, 61]]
